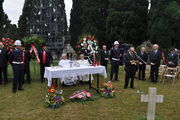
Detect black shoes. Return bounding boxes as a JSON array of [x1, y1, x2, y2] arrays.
[[18, 88, 25, 91]]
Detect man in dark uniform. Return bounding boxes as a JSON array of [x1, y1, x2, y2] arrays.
[[9, 40, 24, 93], [0, 42, 8, 85], [109, 41, 122, 81], [39, 44, 53, 83], [81, 43, 92, 64], [22, 47, 31, 84], [167, 48, 178, 68], [100, 45, 109, 69], [138, 47, 148, 80], [124, 47, 138, 89], [149, 44, 162, 83]]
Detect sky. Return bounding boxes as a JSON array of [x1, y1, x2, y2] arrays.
[[3, 0, 72, 27]]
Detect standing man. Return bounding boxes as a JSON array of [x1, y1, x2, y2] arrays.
[[9, 40, 24, 93], [167, 48, 178, 68], [109, 41, 122, 81], [22, 47, 31, 84], [124, 47, 138, 89], [39, 44, 53, 83], [100, 45, 109, 69], [149, 44, 161, 83], [0, 42, 8, 85], [138, 47, 148, 81], [81, 43, 92, 64]]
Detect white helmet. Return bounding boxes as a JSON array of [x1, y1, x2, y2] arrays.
[[14, 40, 22, 46], [114, 41, 119, 45]]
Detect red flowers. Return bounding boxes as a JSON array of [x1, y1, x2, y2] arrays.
[[0, 38, 14, 51]]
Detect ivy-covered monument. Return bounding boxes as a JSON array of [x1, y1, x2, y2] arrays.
[[18, 0, 67, 52]]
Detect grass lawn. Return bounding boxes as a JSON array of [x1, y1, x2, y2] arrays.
[[0, 61, 180, 120]]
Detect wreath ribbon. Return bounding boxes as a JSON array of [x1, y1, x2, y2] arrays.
[[30, 44, 40, 64]]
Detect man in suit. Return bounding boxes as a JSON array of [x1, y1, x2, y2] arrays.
[[138, 47, 148, 81], [109, 41, 122, 81], [124, 47, 138, 89], [149, 44, 162, 83], [100, 45, 109, 69], [0, 42, 8, 85], [39, 44, 53, 83], [22, 47, 31, 84], [81, 43, 92, 64], [167, 48, 178, 67], [9, 40, 24, 93]]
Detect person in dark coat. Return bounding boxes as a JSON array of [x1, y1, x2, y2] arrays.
[[149, 44, 162, 83], [109, 41, 122, 81], [137, 47, 148, 80], [81, 43, 92, 64], [0, 42, 8, 85], [9, 40, 24, 93], [167, 48, 178, 67], [124, 47, 138, 89], [39, 44, 53, 83], [22, 47, 31, 84], [100, 45, 109, 69]]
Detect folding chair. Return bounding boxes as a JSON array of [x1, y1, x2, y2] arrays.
[[159, 65, 167, 82], [162, 67, 178, 86]]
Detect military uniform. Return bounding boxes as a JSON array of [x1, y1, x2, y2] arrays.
[[0, 48, 8, 84], [109, 47, 122, 81], [9, 48, 24, 93], [124, 51, 138, 88], [81, 48, 93, 64]]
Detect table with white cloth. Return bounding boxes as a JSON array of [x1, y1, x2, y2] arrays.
[[44, 65, 107, 92]]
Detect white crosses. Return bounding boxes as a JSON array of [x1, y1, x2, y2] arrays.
[[141, 88, 164, 120]]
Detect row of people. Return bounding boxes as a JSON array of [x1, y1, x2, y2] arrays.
[[99, 41, 179, 89]]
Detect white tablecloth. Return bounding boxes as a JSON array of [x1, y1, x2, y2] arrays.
[[44, 66, 107, 87]]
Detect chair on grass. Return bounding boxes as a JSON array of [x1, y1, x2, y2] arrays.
[[159, 65, 167, 82], [162, 67, 178, 86]]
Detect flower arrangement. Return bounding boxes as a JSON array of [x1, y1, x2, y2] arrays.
[[69, 90, 92, 102], [76, 34, 99, 55], [45, 86, 65, 108], [0, 37, 14, 51], [99, 81, 116, 98]]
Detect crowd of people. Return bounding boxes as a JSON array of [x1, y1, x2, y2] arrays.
[[0, 40, 179, 93]]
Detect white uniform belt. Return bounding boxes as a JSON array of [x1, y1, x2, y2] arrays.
[[13, 61, 23, 64], [112, 58, 120, 61]]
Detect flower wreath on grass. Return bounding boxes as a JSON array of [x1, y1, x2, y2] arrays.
[[45, 86, 65, 108], [99, 81, 116, 98], [0, 37, 14, 51], [76, 34, 99, 55], [69, 90, 93, 103]]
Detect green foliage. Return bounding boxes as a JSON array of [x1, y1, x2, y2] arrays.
[[148, 0, 180, 48], [22, 35, 45, 50], [106, 0, 148, 47]]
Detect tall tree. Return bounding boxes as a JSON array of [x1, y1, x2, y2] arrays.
[[148, 0, 180, 48], [106, 0, 148, 47], [70, 0, 109, 48]]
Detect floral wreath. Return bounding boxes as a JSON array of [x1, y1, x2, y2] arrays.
[[0, 37, 14, 51], [76, 34, 99, 55]]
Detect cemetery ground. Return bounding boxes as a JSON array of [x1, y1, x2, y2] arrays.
[[0, 62, 179, 120]]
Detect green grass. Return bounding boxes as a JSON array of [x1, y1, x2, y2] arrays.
[[0, 62, 180, 120]]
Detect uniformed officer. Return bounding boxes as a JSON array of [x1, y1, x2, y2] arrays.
[[39, 44, 53, 83], [124, 47, 138, 89], [22, 47, 31, 84], [0, 42, 8, 85], [9, 40, 24, 93], [109, 41, 122, 81]]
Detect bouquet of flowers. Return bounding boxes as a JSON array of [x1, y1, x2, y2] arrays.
[[76, 34, 99, 54], [99, 81, 116, 98], [69, 90, 92, 102], [45, 86, 65, 108], [0, 37, 14, 51]]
